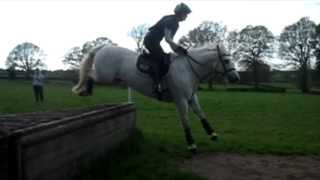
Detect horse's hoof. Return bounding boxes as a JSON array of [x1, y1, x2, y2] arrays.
[[190, 148, 197, 155], [187, 144, 197, 155], [210, 132, 219, 141], [79, 91, 90, 96]]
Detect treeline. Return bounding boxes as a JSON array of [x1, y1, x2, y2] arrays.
[[0, 69, 77, 82], [2, 17, 320, 93], [1, 68, 320, 88]]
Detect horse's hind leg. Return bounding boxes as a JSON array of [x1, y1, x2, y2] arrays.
[[86, 76, 94, 95], [79, 76, 94, 96], [189, 94, 218, 141], [175, 98, 197, 154]]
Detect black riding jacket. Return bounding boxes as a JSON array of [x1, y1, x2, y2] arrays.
[[144, 14, 179, 45]]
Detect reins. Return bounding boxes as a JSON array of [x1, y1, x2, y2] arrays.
[[184, 53, 207, 66], [184, 53, 206, 81], [183, 45, 229, 81]]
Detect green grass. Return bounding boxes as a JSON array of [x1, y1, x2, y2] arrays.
[[1, 79, 320, 179], [0, 80, 128, 113], [133, 83, 320, 155]]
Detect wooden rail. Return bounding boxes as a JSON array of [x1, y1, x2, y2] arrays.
[[0, 103, 136, 180]]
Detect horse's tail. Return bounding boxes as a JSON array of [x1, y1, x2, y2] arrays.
[[72, 45, 104, 95]]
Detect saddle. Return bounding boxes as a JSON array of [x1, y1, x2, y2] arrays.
[[136, 50, 171, 78], [136, 50, 174, 101]]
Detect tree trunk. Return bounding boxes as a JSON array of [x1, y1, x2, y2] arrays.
[[25, 70, 32, 80], [208, 76, 213, 90], [252, 60, 259, 88], [299, 62, 311, 93]]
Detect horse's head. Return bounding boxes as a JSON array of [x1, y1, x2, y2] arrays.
[[213, 44, 240, 83]]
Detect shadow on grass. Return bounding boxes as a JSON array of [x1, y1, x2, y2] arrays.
[[73, 129, 204, 180]]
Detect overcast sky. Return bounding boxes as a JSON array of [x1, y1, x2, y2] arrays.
[[0, 0, 319, 70]]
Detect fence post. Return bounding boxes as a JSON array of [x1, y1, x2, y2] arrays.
[[128, 87, 133, 103]]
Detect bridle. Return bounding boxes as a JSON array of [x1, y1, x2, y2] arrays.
[[184, 45, 235, 81], [215, 45, 236, 75]]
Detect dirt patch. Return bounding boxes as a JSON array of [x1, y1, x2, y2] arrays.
[[182, 153, 320, 180]]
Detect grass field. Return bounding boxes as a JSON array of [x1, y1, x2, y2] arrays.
[[1, 79, 320, 179]]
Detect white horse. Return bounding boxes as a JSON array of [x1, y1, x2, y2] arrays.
[[72, 43, 240, 153]]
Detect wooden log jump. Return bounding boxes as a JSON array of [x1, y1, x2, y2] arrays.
[[0, 103, 136, 180]]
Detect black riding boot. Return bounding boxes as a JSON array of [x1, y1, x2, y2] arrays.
[[152, 68, 162, 100]]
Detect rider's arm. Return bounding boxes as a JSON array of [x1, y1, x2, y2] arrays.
[[164, 28, 179, 52]]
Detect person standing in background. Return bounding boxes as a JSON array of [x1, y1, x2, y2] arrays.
[[32, 68, 45, 103]]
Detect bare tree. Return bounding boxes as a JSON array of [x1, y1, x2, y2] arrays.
[[279, 17, 317, 93], [179, 21, 227, 49], [178, 21, 227, 89], [236, 25, 275, 87], [128, 24, 149, 53], [225, 30, 241, 62], [82, 37, 117, 54], [6, 42, 46, 78], [62, 46, 83, 70], [63, 37, 116, 70], [315, 24, 320, 75]]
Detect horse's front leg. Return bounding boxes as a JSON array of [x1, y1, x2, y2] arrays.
[[175, 98, 197, 154], [189, 93, 218, 141]]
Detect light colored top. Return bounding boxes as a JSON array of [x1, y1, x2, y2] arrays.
[[32, 72, 45, 86]]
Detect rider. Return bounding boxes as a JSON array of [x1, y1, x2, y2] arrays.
[[143, 2, 191, 97]]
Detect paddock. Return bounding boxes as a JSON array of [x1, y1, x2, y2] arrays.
[[0, 103, 136, 180], [1, 79, 320, 179]]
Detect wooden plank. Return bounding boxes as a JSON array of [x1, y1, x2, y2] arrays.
[[0, 138, 9, 180], [22, 113, 135, 180], [17, 105, 135, 145], [24, 129, 131, 180], [23, 112, 134, 159], [0, 103, 136, 180]]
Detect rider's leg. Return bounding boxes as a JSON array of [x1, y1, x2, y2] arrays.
[[144, 43, 165, 95], [149, 61, 162, 100], [151, 61, 162, 90]]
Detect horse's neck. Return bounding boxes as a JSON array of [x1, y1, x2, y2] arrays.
[[190, 49, 212, 62], [180, 50, 215, 81]]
